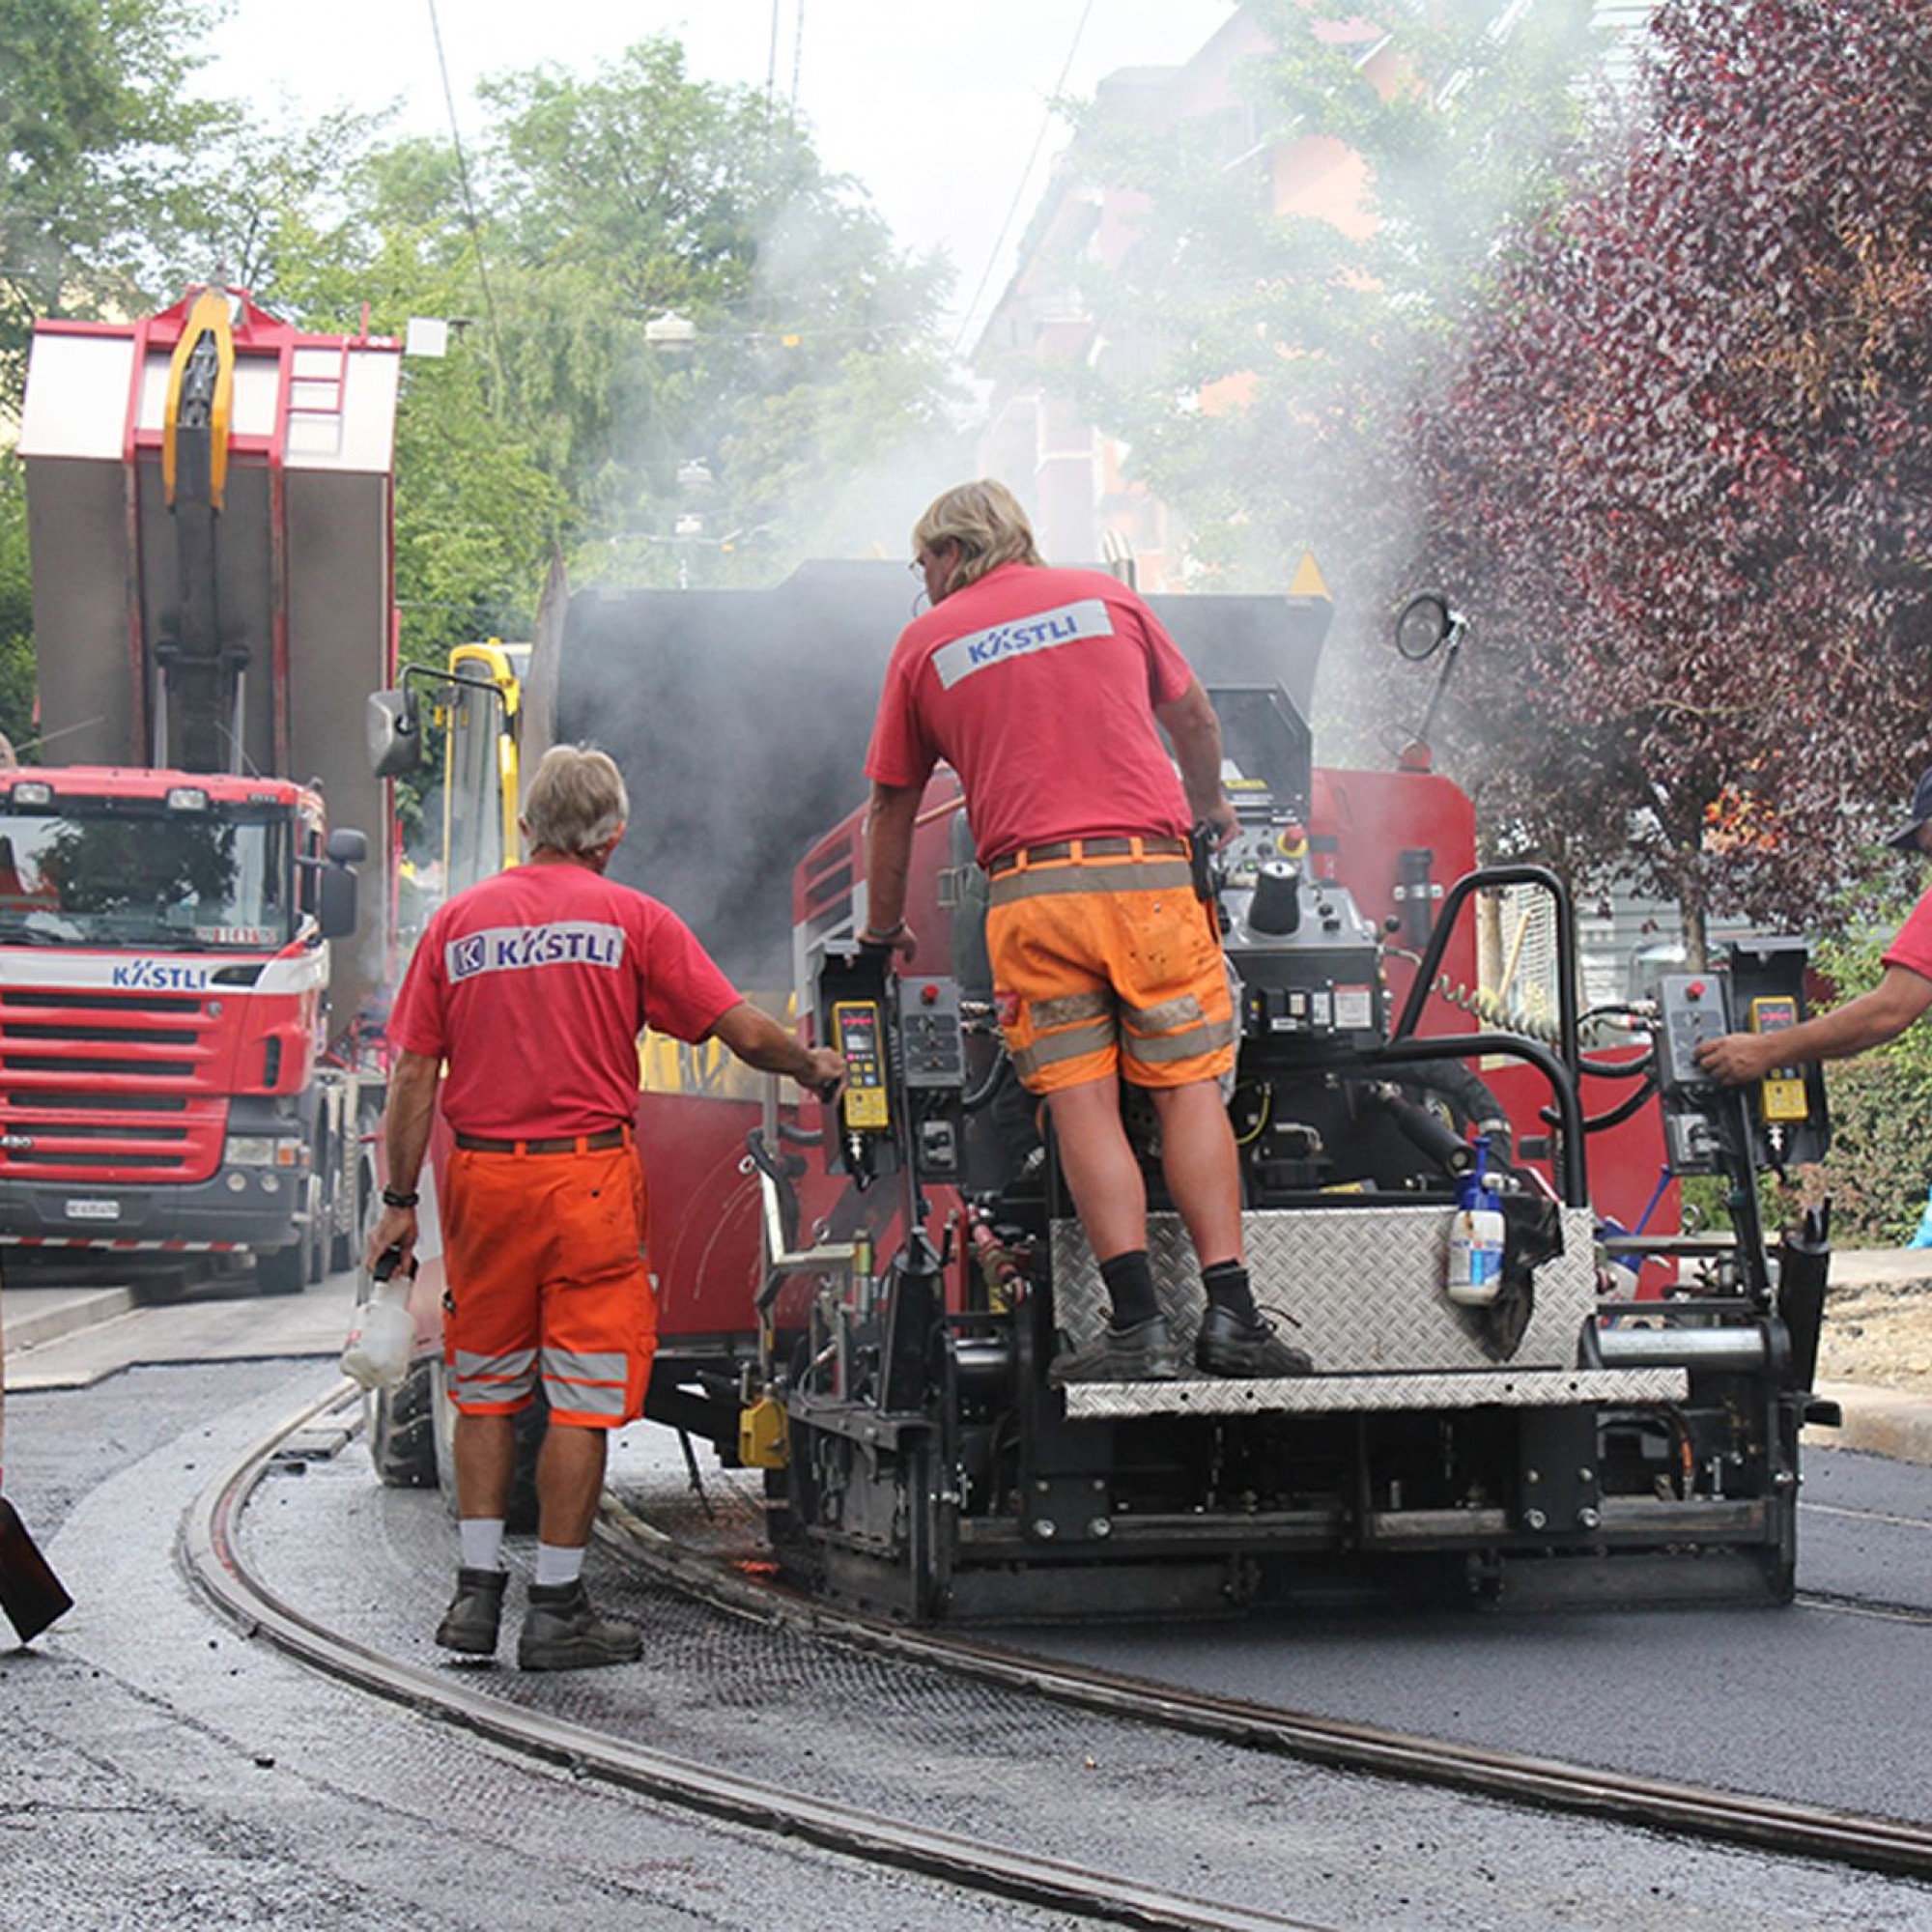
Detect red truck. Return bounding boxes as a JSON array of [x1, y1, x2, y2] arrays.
[[1, 289, 398, 1291]]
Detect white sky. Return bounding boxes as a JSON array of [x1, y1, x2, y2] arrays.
[[202, 0, 1240, 355]]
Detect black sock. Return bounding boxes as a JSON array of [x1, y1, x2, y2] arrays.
[[1203, 1260, 1257, 1323], [1098, 1249, 1159, 1327]]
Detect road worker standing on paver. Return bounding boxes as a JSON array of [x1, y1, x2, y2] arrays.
[[366, 745, 844, 1670], [861, 479, 1311, 1385]]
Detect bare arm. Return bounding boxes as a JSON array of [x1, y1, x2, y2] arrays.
[[709, 1001, 847, 1096], [862, 780, 924, 953], [1154, 677, 1237, 847], [1693, 965, 1932, 1084], [363, 1048, 440, 1271]]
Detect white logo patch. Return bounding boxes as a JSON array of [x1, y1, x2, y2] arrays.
[[932, 597, 1115, 689], [446, 921, 626, 981]]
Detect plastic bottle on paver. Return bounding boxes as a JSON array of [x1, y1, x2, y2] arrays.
[[1447, 1137, 1506, 1306]]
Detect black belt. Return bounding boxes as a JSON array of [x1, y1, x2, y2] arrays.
[[985, 835, 1188, 878], [454, 1126, 630, 1155]]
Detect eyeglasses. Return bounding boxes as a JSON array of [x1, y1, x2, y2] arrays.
[[907, 554, 925, 576]]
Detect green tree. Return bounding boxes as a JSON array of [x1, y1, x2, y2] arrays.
[[0, 456, 32, 754], [468, 38, 962, 583], [0, 0, 230, 406]]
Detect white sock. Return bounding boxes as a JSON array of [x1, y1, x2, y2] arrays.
[[458, 1518, 506, 1573], [534, 1543, 585, 1588]]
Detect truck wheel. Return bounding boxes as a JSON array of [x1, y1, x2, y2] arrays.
[[330, 1155, 366, 1277], [367, 1356, 438, 1487], [305, 1174, 329, 1284], [255, 1243, 306, 1296]]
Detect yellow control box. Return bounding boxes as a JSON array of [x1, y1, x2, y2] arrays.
[[834, 999, 891, 1130], [1749, 996, 1808, 1122]]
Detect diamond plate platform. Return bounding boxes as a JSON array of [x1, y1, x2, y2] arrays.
[[1050, 1204, 1600, 1374], [1063, 1364, 1689, 1418]]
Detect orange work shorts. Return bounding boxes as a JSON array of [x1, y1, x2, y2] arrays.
[[441, 1136, 656, 1428], [984, 841, 1235, 1095]]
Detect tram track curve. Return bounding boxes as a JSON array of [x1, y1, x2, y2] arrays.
[[183, 1380, 1321, 1932], [186, 1379, 1932, 1914]]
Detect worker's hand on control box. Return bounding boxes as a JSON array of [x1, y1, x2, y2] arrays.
[[1198, 800, 1240, 851], [858, 919, 918, 964], [803, 1044, 848, 1103], [1692, 1032, 1777, 1086]]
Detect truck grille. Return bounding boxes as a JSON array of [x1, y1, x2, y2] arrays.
[[0, 988, 227, 1182]]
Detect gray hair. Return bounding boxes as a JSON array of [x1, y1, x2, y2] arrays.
[[521, 745, 628, 856], [913, 479, 1043, 596]]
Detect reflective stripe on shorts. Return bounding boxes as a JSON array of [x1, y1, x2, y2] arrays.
[[1009, 1014, 1117, 1084], [1031, 989, 1113, 1031], [451, 1347, 538, 1406], [542, 1349, 631, 1420], [1122, 1014, 1236, 1066]]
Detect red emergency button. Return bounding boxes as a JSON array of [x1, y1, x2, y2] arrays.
[[1687, 980, 1705, 999], [921, 983, 940, 1005]]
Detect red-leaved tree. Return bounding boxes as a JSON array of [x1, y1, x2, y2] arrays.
[[1409, 0, 1932, 955]]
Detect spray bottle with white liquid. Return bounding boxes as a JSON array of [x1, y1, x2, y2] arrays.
[[340, 1246, 418, 1390], [1446, 1134, 1506, 1306]]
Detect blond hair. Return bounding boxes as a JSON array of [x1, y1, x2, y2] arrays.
[[913, 480, 1043, 596], [521, 745, 628, 856]]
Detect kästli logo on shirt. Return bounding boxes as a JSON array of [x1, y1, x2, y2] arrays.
[[447, 921, 626, 981], [932, 598, 1114, 689]]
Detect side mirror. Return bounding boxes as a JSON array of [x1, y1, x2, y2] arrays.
[[1394, 590, 1460, 662], [318, 863, 359, 941], [367, 689, 422, 781], [327, 826, 369, 866]]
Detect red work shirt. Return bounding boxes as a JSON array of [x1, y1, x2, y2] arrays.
[[864, 561, 1197, 866], [1883, 882, 1932, 979], [389, 860, 740, 1138]]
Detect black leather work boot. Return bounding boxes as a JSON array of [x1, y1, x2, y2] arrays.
[[1046, 1314, 1183, 1386], [434, 1566, 509, 1655], [517, 1579, 643, 1672], [1195, 1304, 1314, 1378]]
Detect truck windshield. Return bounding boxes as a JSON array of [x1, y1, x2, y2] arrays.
[[0, 803, 295, 951]]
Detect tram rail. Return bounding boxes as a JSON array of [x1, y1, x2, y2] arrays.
[[183, 1381, 1322, 1932], [185, 1379, 1932, 1915]]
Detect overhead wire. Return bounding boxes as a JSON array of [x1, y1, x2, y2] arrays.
[[424, 0, 557, 549], [425, 0, 504, 380], [949, 0, 1095, 359]]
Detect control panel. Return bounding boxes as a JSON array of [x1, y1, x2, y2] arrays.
[[1649, 972, 1732, 1175], [813, 943, 968, 1189], [1646, 949, 1831, 1177], [1221, 859, 1384, 1054], [1650, 972, 1731, 1095], [1747, 995, 1807, 1123], [897, 978, 964, 1088], [833, 1000, 890, 1130]]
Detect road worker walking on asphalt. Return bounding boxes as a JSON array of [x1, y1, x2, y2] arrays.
[[861, 479, 1311, 1383], [366, 746, 844, 1670]]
